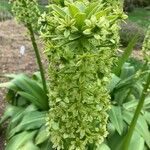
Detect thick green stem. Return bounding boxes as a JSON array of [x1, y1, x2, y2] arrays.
[[122, 72, 150, 150], [27, 24, 48, 94]]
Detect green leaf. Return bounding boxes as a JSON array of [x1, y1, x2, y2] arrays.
[[75, 13, 86, 29], [95, 10, 107, 19], [123, 97, 150, 111], [12, 74, 47, 103], [68, 4, 80, 17], [143, 97, 150, 110], [129, 131, 144, 150], [6, 131, 37, 150], [2, 74, 18, 79], [0, 81, 19, 91], [115, 73, 139, 91], [113, 35, 138, 76], [0, 104, 23, 125], [20, 141, 40, 150], [8, 111, 46, 139], [144, 111, 150, 125], [97, 143, 111, 150], [109, 106, 124, 135], [52, 4, 66, 18], [107, 73, 120, 92], [32, 72, 42, 81], [120, 63, 135, 79], [39, 140, 53, 150], [35, 126, 49, 145], [85, 2, 102, 18], [18, 91, 47, 110], [0, 74, 48, 110], [6, 105, 37, 138], [123, 100, 138, 110], [107, 131, 124, 150], [114, 88, 131, 105], [123, 111, 150, 148]]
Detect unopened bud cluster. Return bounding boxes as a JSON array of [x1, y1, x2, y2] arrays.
[[10, 0, 40, 28]]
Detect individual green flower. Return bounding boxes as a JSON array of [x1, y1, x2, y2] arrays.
[[40, 0, 126, 149], [142, 25, 150, 62], [10, 0, 40, 29]]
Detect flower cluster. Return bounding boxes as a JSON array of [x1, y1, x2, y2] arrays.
[[142, 26, 150, 62], [40, 0, 126, 149], [10, 0, 40, 28]]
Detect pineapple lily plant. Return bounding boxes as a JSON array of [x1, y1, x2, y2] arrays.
[[0, 0, 150, 150], [39, 0, 126, 149]]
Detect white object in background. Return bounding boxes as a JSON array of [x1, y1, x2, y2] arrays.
[[20, 45, 26, 55]]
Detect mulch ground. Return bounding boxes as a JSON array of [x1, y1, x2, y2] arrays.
[[0, 19, 46, 149]]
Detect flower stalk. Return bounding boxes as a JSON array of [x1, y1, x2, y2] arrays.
[[27, 23, 48, 94], [122, 26, 150, 150], [122, 72, 150, 150], [10, 0, 48, 94]]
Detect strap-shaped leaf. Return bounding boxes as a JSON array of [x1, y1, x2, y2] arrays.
[[97, 143, 111, 150], [6, 105, 37, 138], [39, 140, 53, 150], [19, 141, 40, 150], [0, 81, 19, 91], [6, 131, 37, 150], [0, 104, 23, 125], [85, 2, 101, 17], [107, 74, 120, 92], [144, 111, 150, 125], [35, 126, 49, 145], [123, 111, 150, 148], [113, 35, 138, 76], [129, 131, 144, 150], [109, 106, 124, 135], [0, 73, 48, 110], [12, 74, 47, 103], [8, 111, 46, 139], [52, 4, 66, 18], [18, 91, 47, 110], [68, 4, 80, 17], [120, 63, 135, 79], [75, 13, 86, 29]]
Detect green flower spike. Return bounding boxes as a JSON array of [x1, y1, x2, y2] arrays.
[[142, 25, 150, 62], [10, 0, 40, 29], [40, 0, 126, 149]]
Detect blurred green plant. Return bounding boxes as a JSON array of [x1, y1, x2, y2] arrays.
[[120, 21, 145, 48], [0, 1, 12, 21], [128, 8, 150, 29]]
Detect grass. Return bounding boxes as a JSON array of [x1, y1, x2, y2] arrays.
[[128, 8, 150, 30]]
